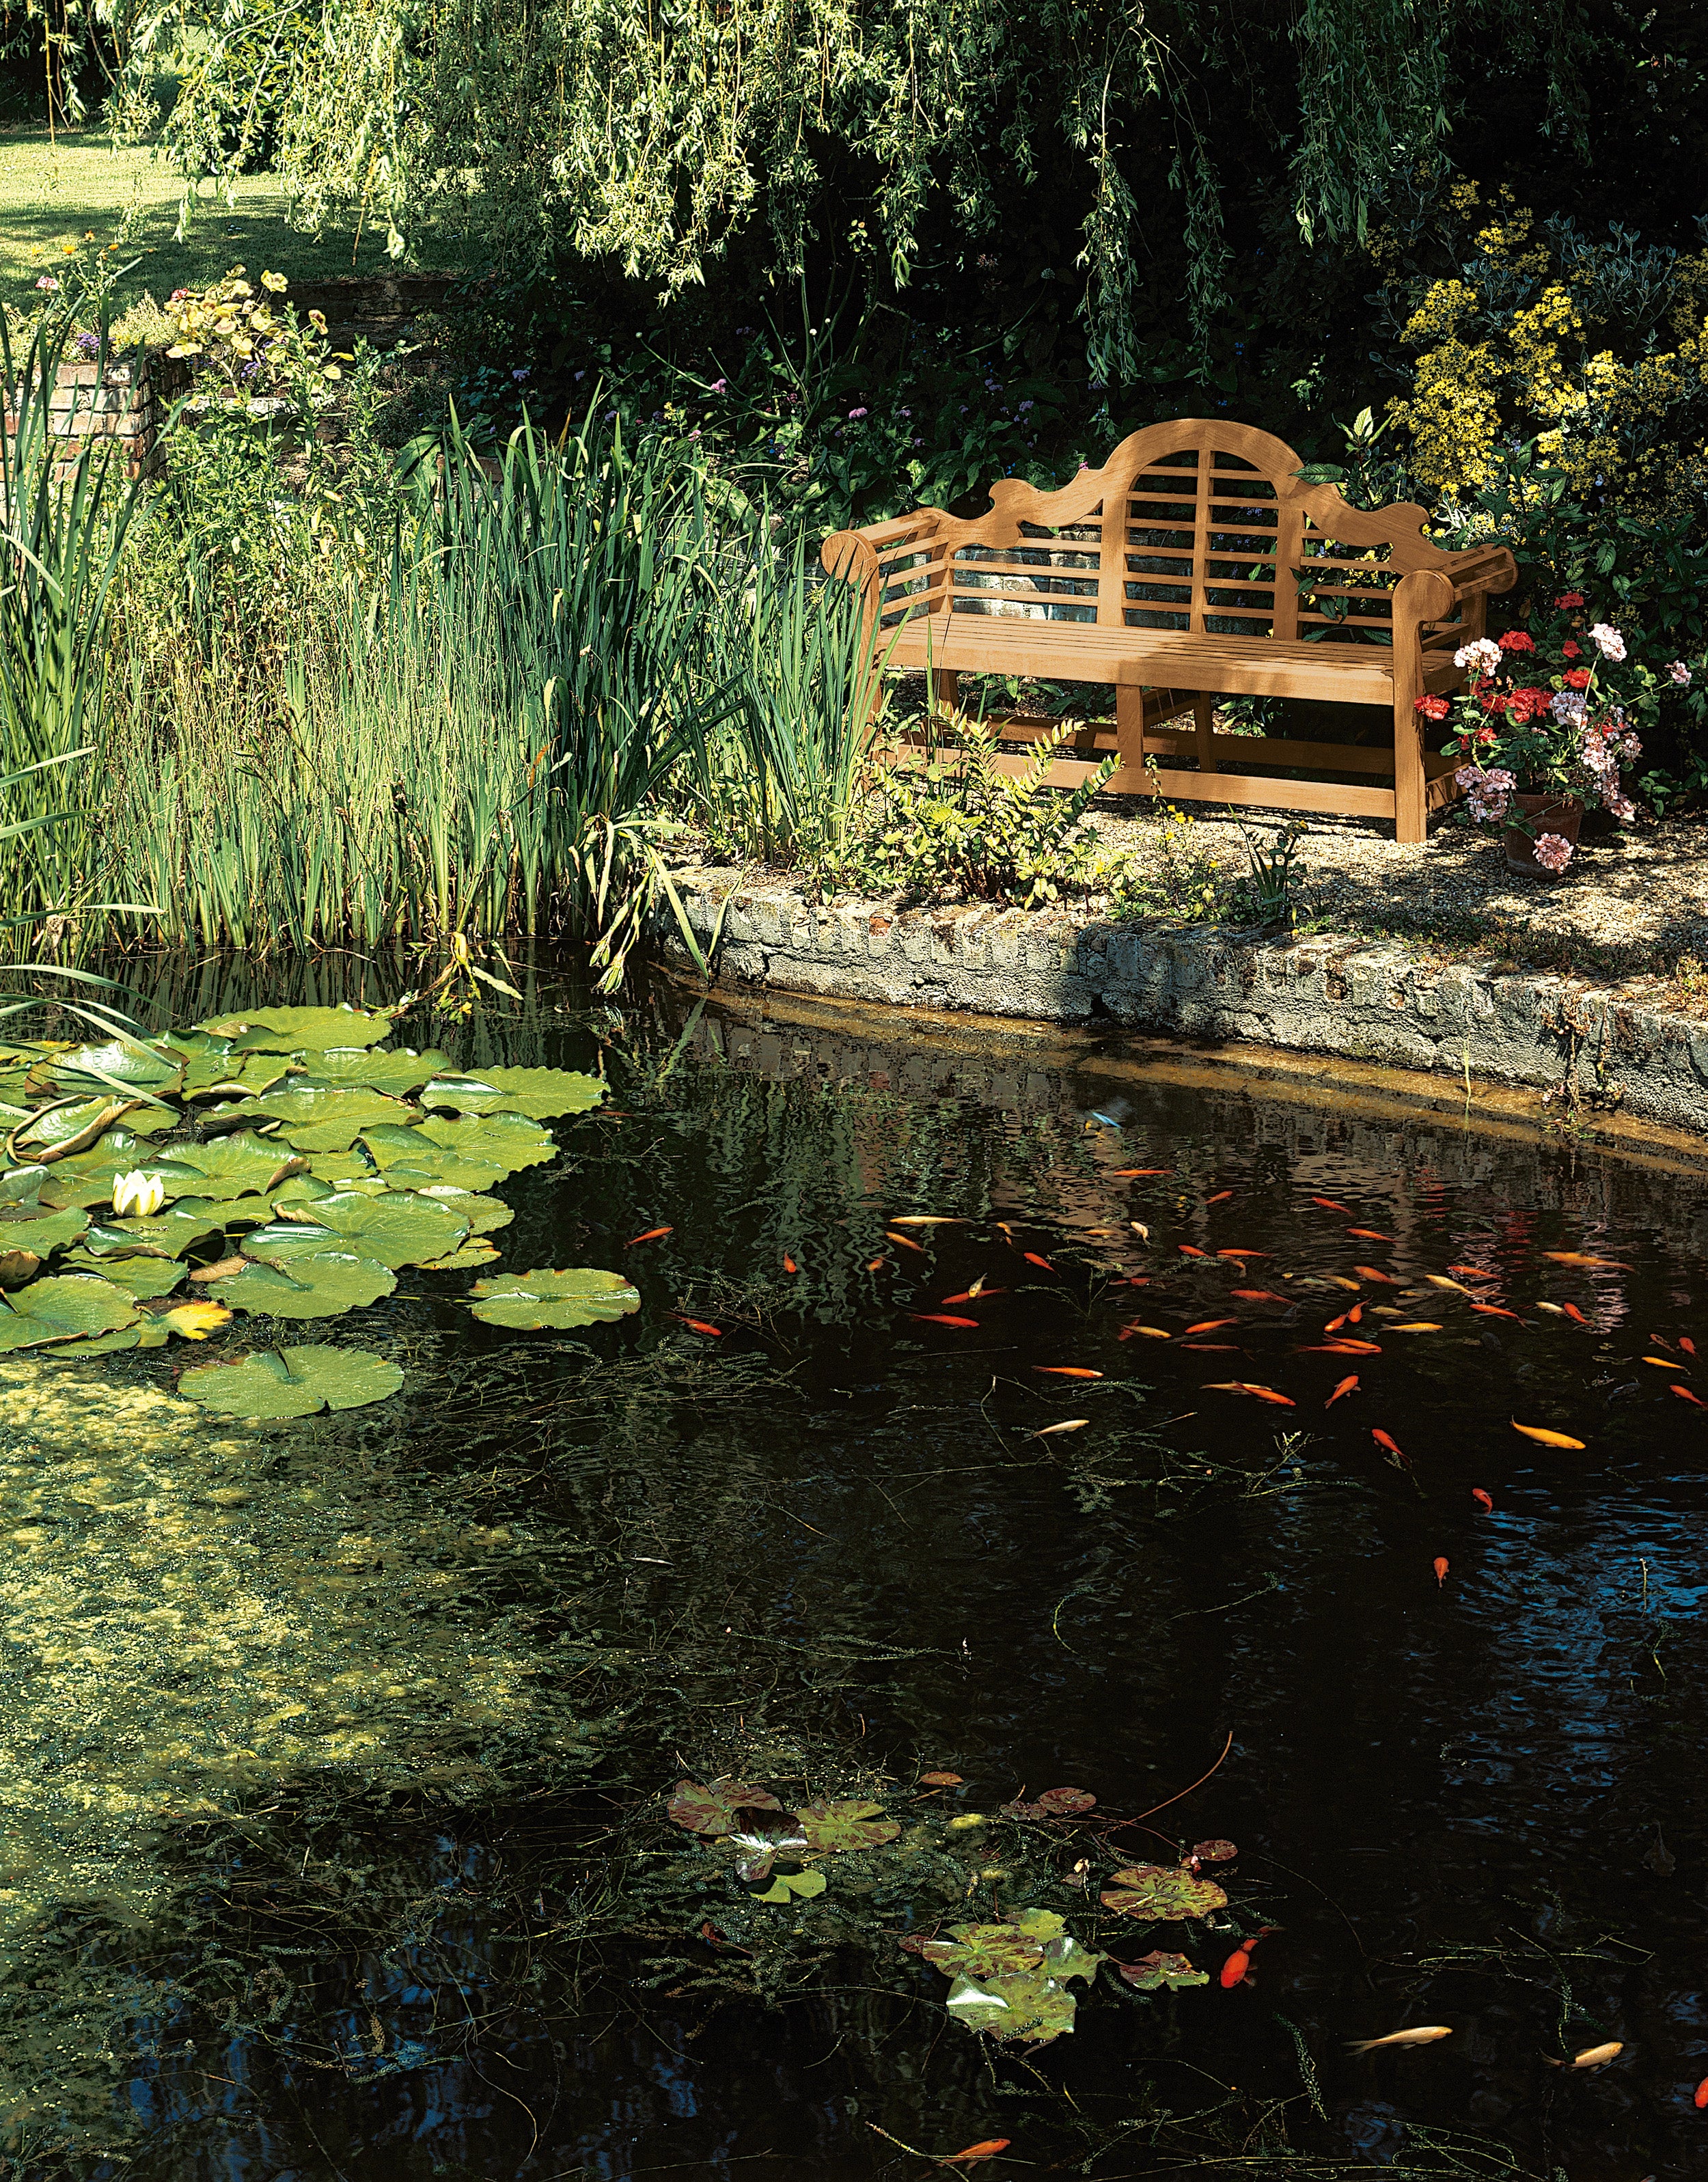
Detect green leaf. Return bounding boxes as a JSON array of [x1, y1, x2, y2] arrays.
[[87, 1204, 226, 1257], [667, 1778, 785, 1835], [59, 1252, 186, 1298], [753, 1867, 827, 1904], [0, 1204, 91, 1253], [419, 1066, 605, 1120], [202, 1249, 397, 1321], [413, 1111, 558, 1176], [1118, 1949, 1209, 1991], [163, 1133, 308, 1202], [797, 1799, 902, 1854], [1099, 1865, 1228, 1920], [195, 1005, 396, 1051], [0, 1275, 139, 1349], [359, 1124, 505, 1193], [37, 1151, 204, 1210], [419, 1241, 499, 1271], [294, 1047, 451, 1094], [916, 1909, 1103, 2045], [42, 1039, 184, 1094], [180, 1344, 404, 1418], [919, 1923, 1047, 1980], [220, 1086, 417, 1152], [415, 1188, 513, 1236], [467, 1267, 639, 1330], [261, 1189, 469, 1269]]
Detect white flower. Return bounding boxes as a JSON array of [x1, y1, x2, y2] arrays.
[[1670, 659, 1693, 687], [1552, 689, 1588, 726], [1532, 832, 1575, 873], [1454, 637, 1502, 674], [111, 1171, 166, 1218], [1588, 622, 1626, 663]]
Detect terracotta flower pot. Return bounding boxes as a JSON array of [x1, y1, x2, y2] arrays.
[[1503, 792, 1584, 877]]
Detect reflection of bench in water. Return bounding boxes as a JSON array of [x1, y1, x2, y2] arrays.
[[823, 420, 1517, 842]]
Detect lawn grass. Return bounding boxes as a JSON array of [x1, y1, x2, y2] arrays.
[[0, 124, 467, 310]]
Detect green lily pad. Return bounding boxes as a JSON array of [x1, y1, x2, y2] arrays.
[[1118, 1950, 1209, 1991], [202, 1249, 396, 1321], [36, 1153, 204, 1211], [467, 1267, 639, 1330], [48, 1325, 169, 1357], [163, 1133, 308, 1202], [8, 1096, 169, 1163], [419, 1066, 605, 1120], [195, 1005, 396, 1051], [0, 1274, 139, 1350], [416, 1188, 512, 1235], [359, 1124, 505, 1194], [752, 1867, 827, 1905], [217, 1086, 416, 1152], [180, 1343, 404, 1418], [0, 1204, 91, 1253], [43, 1038, 184, 1094], [915, 1910, 1103, 2046], [1099, 1865, 1229, 1920], [294, 1047, 451, 1094], [419, 1241, 499, 1272], [918, 1924, 1049, 1981], [667, 1778, 785, 1836], [797, 1800, 903, 1855], [413, 1111, 558, 1177], [265, 1189, 469, 1269], [89, 1205, 226, 1257], [1192, 1839, 1239, 1864], [179, 1049, 292, 1099], [60, 1252, 187, 1298]]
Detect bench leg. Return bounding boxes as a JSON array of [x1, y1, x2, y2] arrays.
[[1392, 689, 1427, 844], [932, 669, 960, 715], [1194, 694, 1217, 775], [1116, 680, 1147, 771]]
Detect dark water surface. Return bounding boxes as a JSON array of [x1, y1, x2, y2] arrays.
[[17, 961, 1708, 2182]]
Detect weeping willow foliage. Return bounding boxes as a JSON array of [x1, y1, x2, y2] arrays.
[[68, 0, 1647, 367]]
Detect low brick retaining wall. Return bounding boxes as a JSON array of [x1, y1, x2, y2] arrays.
[[660, 870, 1708, 1135], [6, 350, 189, 484]]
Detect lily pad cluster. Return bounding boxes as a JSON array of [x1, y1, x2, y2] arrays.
[[0, 1002, 633, 1417], [667, 1776, 903, 1897], [903, 1909, 1105, 2043]]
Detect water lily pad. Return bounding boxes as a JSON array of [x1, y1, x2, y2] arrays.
[[1192, 1839, 1239, 1864], [413, 1112, 558, 1177], [0, 1248, 39, 1288], [8, 1096, 166, 1163], [917, 1910, 1102, 2045], [178, 1048, 292, 1099], [219, 1086, 416, 1152], [1036, 1787, 1097, 1815], [419, 1067, 605, 1120], [89, 1204, 226, 1257], [294, 1047, 451, 1094], [165, 1133, 308, 1201], [919, 1925, 1047, 1980], [752, 1867, 827, 1904], [36, 1152, 204, 1211], [667, 1778, 785, 1836], [44, 1038, 184, 1094], [60, 1252, 186, 1298], [264, 1189, 469, 1269], [797, 1800, 903, 1854], [359, 1124, 505, 1194], [195, 1005, 396, 1051], [152, 1298, 234, 1340], [419, 1241, 499, 1272], [417, 1188, 512, 1235], [1118, 1949, 1209, 1991], [49, 1325, 167, 1357], [1100, 1865, 1228, 1920], [0, 1274, 139, 1350], [0, 1204, 90, 1253], [467, 1267, 639, 1330], [202, 1249, 396, 1320], [180, 1343, 404, 1418]]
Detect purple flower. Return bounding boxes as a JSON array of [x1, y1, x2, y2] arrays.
[[512, 367, 531, 381], [75, 331, 100, 358], [1018, 398, 1034, 412], [709, 377, 728, 394], [573, 370, 586, 381], [899, 406, 911, 417]]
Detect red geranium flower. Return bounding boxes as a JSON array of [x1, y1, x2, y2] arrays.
[[1562, 639, 1582, 658], [1506, 687, 1550, 721], [1498, 629, 1537, 653], [1414, 694, 1450, 720], [1564, 667, 1591, 689], [1556, 592, 1585, 609]]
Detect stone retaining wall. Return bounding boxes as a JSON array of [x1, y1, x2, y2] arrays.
[[659, 870, 1708, 1135]]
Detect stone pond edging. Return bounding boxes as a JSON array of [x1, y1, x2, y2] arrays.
[[657, 869, 1708, 1135]]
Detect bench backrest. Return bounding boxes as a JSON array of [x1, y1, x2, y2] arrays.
[[844, 419, 1449, 650]]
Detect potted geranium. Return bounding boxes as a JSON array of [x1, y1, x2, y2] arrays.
[[1418, 593, 1644, 876]]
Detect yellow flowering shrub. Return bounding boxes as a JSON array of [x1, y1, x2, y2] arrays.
[[1380, 183, 1708, 515]]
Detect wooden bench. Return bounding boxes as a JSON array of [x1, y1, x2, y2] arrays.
[[821, 419, 1517, 843]]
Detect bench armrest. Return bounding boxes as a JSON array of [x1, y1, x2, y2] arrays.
[[822, 509, 949, 644]]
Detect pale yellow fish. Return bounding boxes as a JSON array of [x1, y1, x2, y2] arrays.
[[1391, 1321, 1444, 1334], [1545, 2041, 1624, 2071], [1533, 1301, 1567, 1316], [1131, 1221, 1151, 1242], [968, 1275, 986, 1299], [1425, 1275, 1472, 1295], [1035, 1419, 1091, 1437], [1326, 1275, 1362, 1291], [889, 1215, 964, 1226], [1347, 2026, 1453, 2054]]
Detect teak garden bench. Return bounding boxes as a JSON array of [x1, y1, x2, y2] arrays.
[[821, 420, 1518, 842]]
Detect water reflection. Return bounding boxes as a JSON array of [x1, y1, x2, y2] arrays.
[[4, 962, 1706, 2180]]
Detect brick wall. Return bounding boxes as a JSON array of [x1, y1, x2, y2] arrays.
[[5, 350, 192, 486]]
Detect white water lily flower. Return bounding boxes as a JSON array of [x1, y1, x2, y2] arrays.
[[111, 1171, 166, 1219]]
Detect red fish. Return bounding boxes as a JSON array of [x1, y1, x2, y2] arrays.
[[1204, 1190, 1234, 1204], [1470, 1302, 1524, 1322], [673, 1315, 723, 1336], [1325, 1303, 1364, 1331], [1673, 1385, 1707, 1408], [941, 1288, 1006, 1306], [1695, 2077, 1708, 2108], [1433, 1556, 1450, 1588], [1218, 1247, 1267, 1260], [1682, 1336, 1698, 1357], [1354, 1265, 1399, 1284], [783, 1255, 799, 1273], [1112, 1169, 1172, 1177], [1325, 1375, 1360, 1408], [626, 1226, 673, 1246], [1023, 1252, 1054, 1271], [1346, 1229, 1394, 1243], [1561, 1302, 1592, 1327], [1220, 1928, 1271, 1989], [1472, 1488, 1494, 1513], [1035, 1366, 1102, 1378], [1230, 1289, 1289, 1303], [866, 1257, 885, 1273], [1649, 1334, 1677, 1352], [1178, 1245, 1209, 1258], [1310, 1338, 1381, 1355], [1448, 1265, 1497, 1280], [1311, 1198, 1352, 1213], [913, 1314, 978, 1328], [1372, 1428, 1408, 1466], [1185, 1319, 1238, 1335]]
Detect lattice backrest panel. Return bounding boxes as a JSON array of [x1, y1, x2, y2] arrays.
[[1293, 509, 1403, 647]]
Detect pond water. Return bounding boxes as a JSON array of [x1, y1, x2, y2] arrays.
[[6, 961, 1707, 2182]]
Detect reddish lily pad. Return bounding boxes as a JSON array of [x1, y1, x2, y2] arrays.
[[1192, 1838, 1239, 1864], [1036, 1786, 1097, 1815], [667, 1778, 785, 1837], [1119, 1949, 1210, 1991], [913, 1909, 1103, 2045], [796, 1799, 902, 1854], [919, 1770, 963, 1786], [1100, 1864, 1228, 1920]]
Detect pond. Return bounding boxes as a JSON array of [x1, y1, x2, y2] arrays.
[[3, 960, 1705, 2182]]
